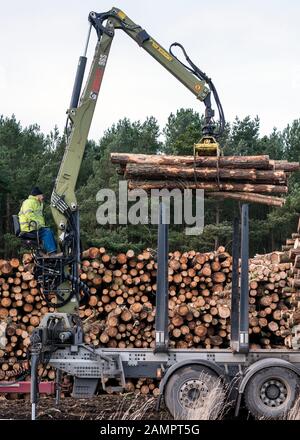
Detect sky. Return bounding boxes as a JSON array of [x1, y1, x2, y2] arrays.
[[0, 0, 299, 141]]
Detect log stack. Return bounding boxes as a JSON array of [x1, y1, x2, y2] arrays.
[[248, 253, 295, 348], [276, 225, 300, 347], [0, 256, 56, 383], [0, 244, 298, 394], [79, 246, 233, 351], [250, 225, 300, 349], [110, 153, 300, 206]]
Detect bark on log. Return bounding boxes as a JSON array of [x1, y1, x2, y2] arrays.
[[207, 192, 285, 207], [111, 153, 272, 169], [269, 160, 300, 171], [127, 180, 288, 194], [125, 163, 287, 183], [112, 153, 300, 172]]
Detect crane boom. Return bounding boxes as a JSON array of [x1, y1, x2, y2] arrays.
[[49, 6, 223, 312]]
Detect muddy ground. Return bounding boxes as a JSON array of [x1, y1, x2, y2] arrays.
[[0, 394, 172, 420]]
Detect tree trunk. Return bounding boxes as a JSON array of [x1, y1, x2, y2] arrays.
[[111, 153, 272, 169], [127, 180, 288, 194], [207, 192, 285, 207], [124, 163, 287, 183]]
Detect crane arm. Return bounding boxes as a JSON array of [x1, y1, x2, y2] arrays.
[[51, 6, 224, 234], [91, 8, 210, 101], [50, 20, 114, 234], [90, 8, 224, 137], [49, 7, 224, 312]]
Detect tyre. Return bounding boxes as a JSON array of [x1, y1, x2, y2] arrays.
[[244, 367, 300, 419], [164, 365, 222, 419]]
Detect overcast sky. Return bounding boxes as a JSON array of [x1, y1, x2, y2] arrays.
[[0, 0, 299, 141]]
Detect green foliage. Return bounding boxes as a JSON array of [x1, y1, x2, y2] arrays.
[[163, 108, 203, 155], [1, 111, 300, 258], [283, 119, 300, 161], [258, 128, 283, 160], [2, 233, 21, 257], [224, 116, 260, 156]]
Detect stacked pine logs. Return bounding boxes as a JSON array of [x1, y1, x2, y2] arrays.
[[107, 377, 160, 397], [79, 247, 233, 351], [248, 252, 295, 348], [0, 246, 298, 392], [277, 227, 300, 347], [110, 153, 300, 207], [0, 256, 56, 382]]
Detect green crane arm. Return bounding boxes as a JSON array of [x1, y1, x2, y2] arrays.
[[108, 7, 210, 100], [49, 7, 223, 313], [50, 21, 114, 233], [51, 6, 214, 234]]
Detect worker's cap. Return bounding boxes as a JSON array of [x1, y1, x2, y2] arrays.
[[31, 186, 43, 196]]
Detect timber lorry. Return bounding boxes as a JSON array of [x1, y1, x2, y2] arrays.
[[11, 7, 300, 419]]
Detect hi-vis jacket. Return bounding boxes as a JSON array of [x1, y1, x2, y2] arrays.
[[18, 195, 45, 232]]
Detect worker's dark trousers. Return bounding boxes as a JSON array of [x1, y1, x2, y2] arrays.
[[38, 227, 57, 253]]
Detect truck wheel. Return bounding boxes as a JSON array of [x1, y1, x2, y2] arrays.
[[164, 365, 221, 419], [244, 367, 300, 419]]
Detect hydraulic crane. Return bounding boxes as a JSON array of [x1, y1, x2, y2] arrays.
[[15, 7, 300, 421], [25, 6, 226, 419], [35, 8, 225, 316]]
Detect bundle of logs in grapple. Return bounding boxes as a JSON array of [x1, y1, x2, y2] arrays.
[[110, 153, 300, 207], [0, 246, 298, 394]]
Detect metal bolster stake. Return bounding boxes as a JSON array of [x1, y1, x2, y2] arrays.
[[73, 210, 81, 302], [154, 202, 169, 353], [55, 369, 62, 406], [231, 216, 240, 352], [239, 204, 249, 353], [30, 348, 39, 420]]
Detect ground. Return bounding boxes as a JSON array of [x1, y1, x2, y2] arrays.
[[0, 395, 172, 420]]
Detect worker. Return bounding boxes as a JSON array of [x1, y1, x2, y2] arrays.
[[18, 187, 62, 257]]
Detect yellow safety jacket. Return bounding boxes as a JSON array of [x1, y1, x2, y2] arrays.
[[18, 195, 45, 232]]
